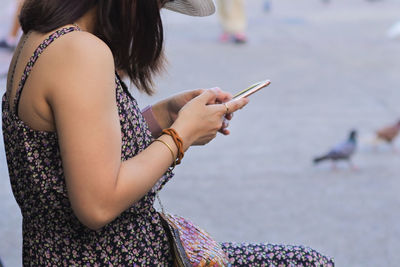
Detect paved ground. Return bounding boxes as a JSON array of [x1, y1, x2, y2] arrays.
[[1, 0, 400, 266]]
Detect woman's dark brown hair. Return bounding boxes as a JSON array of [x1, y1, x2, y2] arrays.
[[20, 0, 165, 95]]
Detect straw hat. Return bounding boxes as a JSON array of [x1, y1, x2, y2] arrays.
[[163, 0, 215, 17]]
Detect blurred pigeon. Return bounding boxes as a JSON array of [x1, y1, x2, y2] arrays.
[[376, 120, 400, 147], [313, 130, 357, 169]]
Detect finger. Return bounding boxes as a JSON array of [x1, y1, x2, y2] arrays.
[[218, 118, 230, 135], [224, 112, 233, 121], [219, 128, 230, 135], [208, 87, 222, 93], [196, 89, 219, 105], [207, 87, 234, 104], [222, 118, 229, 129], [215, 90, 233, 103], [209, 87, 231, 104], [207, 102, 230, 115], [224, 98, 249, 114], [208, 87, 223, 100], [191, 88, 205, 98]]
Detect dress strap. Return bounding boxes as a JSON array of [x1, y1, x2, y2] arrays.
[[12, 25, 80, 115]]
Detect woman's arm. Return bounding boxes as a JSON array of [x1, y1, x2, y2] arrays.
[[45, 32, 248, 230]]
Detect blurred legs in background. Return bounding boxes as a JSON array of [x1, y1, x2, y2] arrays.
[[0, 0, 24, 51], [217, 0, 247, 44]]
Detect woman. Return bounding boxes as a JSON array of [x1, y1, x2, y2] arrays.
[[2, 0, 334, 265]]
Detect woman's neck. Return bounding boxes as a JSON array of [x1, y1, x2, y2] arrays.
[[75, 6, 97, 33]]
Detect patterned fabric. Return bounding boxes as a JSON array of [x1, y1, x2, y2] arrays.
[[221, 243, 334, 266], [2, 26, 334, 266]]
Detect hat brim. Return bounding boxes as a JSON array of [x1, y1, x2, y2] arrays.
[[163, 0, 215, 17]]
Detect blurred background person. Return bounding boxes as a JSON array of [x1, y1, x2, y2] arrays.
[[217, 0, 247, 43], [0, 0, 24, 51]]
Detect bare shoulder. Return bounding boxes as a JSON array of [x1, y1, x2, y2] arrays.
[[43, 30, 116, 96], [61, 31, 111, 55], [41, 30, 118, 116], [50, 30, 114, 71]]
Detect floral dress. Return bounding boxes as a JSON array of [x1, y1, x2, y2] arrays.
[[2, 26, 334, 266]]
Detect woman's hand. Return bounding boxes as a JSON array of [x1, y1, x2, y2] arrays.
[[152, 87, 233, 130], [165, 89, 204, 127], [171, 89, 249, 149]]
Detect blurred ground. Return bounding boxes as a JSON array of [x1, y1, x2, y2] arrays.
[[1, 0, 400, 266]]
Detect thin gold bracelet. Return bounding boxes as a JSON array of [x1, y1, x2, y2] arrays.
[[153, 139, 176, 169], [161, 128, 184, 165]]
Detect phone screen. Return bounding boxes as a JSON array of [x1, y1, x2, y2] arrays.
[[233, 80, 271, 100]]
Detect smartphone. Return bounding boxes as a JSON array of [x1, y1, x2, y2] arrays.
[[232, 80, 271, 100]]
